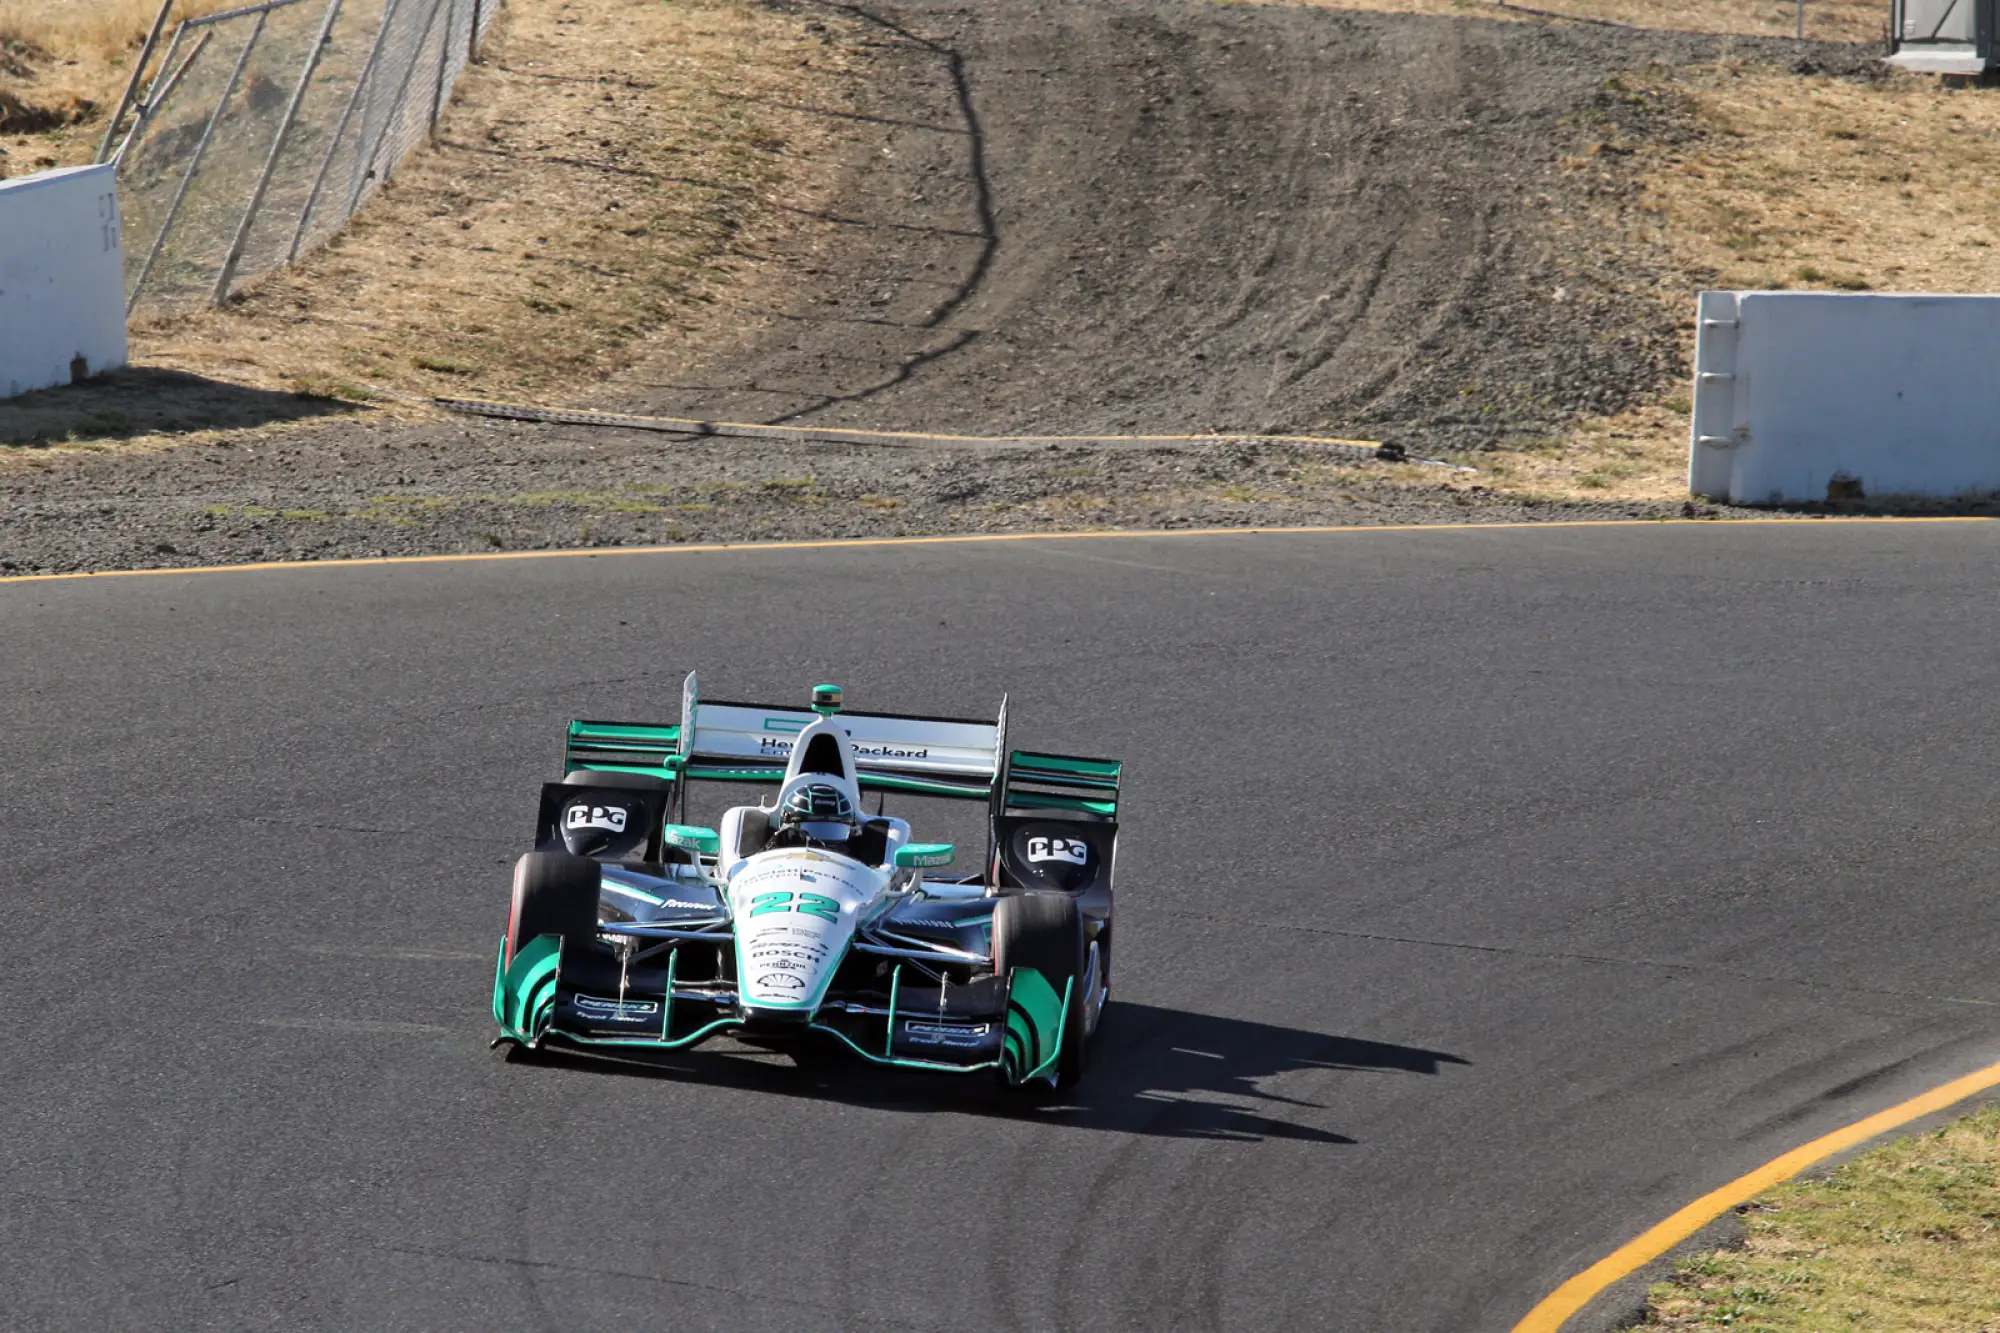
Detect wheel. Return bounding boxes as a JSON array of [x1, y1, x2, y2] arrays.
[[992, 891, 1088, 1089], [505, 850, 602, 964]]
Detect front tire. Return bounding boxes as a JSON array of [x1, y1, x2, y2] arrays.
[[992, 891, 1088, 1090], [505, 851, 602, 964]]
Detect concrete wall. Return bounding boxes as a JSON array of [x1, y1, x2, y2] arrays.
[[0, 164, 129, 400], [1690, 290, 2000, 505]]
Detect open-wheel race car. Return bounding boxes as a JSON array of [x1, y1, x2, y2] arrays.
[[492, 676, 1120, 1090]]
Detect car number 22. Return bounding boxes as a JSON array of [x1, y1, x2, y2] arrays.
[[748, 890, 841, 921]]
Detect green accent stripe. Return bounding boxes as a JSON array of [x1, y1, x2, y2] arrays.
[[569, 761, 681, 780], [568, 720, 682, 747], [1010, 751, 1122, 780], [1005, 750, 1122, 818], [1006, 790, 1119, 817]]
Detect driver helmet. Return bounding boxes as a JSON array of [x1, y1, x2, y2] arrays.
[[780, 780, 857, 842]]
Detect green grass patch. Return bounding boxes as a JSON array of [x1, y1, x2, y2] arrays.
[[410, 355, 481, 375], [1643, 1107, 2000, 1330]]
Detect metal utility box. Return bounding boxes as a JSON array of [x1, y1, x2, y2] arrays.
[[1889, 0, 1987, 73], [0, 164, 128, 400]]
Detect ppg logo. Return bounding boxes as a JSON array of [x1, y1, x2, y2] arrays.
[[1026, 835, 1088, 866], [565, 804, 628, 834]]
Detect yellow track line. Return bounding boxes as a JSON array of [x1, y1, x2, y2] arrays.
[[1511, 1056, 2000, 1332], [0, 515, 1989, 587]]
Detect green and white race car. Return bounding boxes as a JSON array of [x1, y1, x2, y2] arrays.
[[493, 676, 1120, 1090]]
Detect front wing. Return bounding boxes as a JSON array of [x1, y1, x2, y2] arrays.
[[492, 933, 1070, 1086]]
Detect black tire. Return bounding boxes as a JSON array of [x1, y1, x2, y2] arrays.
[[505, 851, 602, 964], [562, 769, 671, 790], [992, 891, 1088, 1089]]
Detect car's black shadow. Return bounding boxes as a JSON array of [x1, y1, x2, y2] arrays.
[[524, 1001, 1468, 1145]]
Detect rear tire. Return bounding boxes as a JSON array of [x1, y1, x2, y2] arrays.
[[992, 892, 1088, 1090], [505, 851, 602, 964]]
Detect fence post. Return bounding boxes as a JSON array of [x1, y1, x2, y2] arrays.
[[108, 25, 197, 170], [468, 0, 482, 64], [429, 0, 457, 136], [127, 11, 269, 315], [96, 0, 178, 163], [290, 0, 403, 261], [212, 0, 348, 304], [351, 0, 445, 209]]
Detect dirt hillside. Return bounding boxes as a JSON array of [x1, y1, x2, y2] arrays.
[[1, 0, 1886, 572], [614, 0, 1718, 452]]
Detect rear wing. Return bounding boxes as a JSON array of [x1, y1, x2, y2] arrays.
[[562, 673, 1120, 818], [998, 751, 1121, 819]]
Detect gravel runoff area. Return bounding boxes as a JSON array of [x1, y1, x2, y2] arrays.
[[0, 1, 1880, 574], [0, 419, 1747, 574]]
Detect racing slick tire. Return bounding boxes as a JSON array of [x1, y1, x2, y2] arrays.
[[505, 851, 603, 964], [992, 891, 1089, 1091]]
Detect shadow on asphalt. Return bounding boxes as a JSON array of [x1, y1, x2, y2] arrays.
[[520, 1001, 1468, 1145]]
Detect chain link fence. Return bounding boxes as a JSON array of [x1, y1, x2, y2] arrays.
[[100, 0, 498, 316]]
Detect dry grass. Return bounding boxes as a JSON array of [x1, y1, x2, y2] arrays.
[[133, 0, 863, 403], [1633, 64, 2000, 296], [1435, 403, 1693, 502], [1237, 0, 1885, 44], [3, 0, 866, 451], [0, 1, 241, 166], [1643, 1106, 2000, 1330], [0, 0, 236, 62]]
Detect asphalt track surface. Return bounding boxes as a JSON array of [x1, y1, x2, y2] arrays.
[[6, 522, 2000, 1332]]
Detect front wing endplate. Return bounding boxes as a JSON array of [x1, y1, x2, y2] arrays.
[[493, 933, 561, 1043], [1001, 966, 1072, 1087]]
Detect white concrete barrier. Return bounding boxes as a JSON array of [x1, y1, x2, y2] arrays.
[[0, 164, 129, 400], [1690, 290, 2000, 505]]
